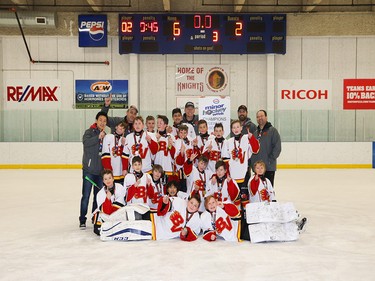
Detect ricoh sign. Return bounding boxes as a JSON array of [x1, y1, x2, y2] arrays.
[[5, 79, 61, 109], [277, 80, 332, 110]]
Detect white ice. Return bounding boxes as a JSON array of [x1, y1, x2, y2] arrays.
[[1, 169, 374, 281]]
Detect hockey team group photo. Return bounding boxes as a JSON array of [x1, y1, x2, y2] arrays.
[[79, 96, 307, 243]]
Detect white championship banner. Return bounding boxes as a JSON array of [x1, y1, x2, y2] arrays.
[[198, 96, 231, 137]]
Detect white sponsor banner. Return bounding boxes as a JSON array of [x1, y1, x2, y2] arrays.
[[175, 64, 230, 96], [277, 79, 332, 110], [198, 96, 231, 138], [4, 79, 61, 109]]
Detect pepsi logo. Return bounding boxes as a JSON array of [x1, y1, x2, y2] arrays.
[[89, 24, 105, 41], [90, 81, 112, 93], [213, 99, 219, 104]]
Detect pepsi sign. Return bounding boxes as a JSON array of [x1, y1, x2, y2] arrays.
[[78, 14, 107, 47]]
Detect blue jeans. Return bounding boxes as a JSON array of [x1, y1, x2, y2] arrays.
[[79, 169, 102, 224]]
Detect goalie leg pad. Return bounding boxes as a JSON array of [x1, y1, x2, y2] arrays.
[[100, 220, 153, 241]]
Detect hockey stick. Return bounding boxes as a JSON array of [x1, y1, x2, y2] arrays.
[[85, 176, 101, 189]]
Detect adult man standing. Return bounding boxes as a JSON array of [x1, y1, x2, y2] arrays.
[[100, 94, 138, 136], [237, 105, 257, 135], [250, 110, 281, 187], [182, 102, 199, 135]]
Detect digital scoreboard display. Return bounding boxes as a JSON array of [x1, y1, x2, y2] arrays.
[[118, 14, 286, 55]]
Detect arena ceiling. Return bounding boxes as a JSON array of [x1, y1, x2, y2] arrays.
[[1, 0, 375, 13]]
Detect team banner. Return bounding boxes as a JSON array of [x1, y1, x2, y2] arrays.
[[175, 65, 230, 95], [198, 96, 231, 138], [277, 79, 332, 110], [75, 80, 128, 109], [343, 79, 375, 110], [78, 14, 107, 47], [4, 79, 61, 109]]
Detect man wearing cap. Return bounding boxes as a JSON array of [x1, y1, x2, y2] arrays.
[[100, 94, 138, 136], [182, 101, 199, 135], [230, 105, 257, 137]]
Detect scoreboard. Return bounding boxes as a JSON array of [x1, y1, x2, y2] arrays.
[[118, 14, 286, 55]]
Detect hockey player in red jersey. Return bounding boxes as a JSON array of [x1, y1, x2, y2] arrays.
[[196, 119, 213, 154], [101, 121, 127, 183], [201, 195, 241, 242], [93, 169, 126, 235], [183, 152, 210, 212], [148, 164, 166, 212], [222, 120, 260, 185], [153, 193, 201, 241], [173, 125, 200, 193], [202, 123, 229, 174], [247, 160, 276, 204], [154, 115, 177, 180], [206, 160, 240, 209], [123, 116, 158, 174], [124, 156, 155, 208], [222, 119, 260, 241]]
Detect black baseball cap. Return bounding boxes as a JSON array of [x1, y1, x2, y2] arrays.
[[185, 102, 195, 108], [237, 105, 248, 112]]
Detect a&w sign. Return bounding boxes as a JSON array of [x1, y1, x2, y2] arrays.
[[5, 79, 61, 109]]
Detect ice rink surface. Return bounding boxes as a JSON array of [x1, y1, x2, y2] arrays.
[[1, 169, 374, 281]]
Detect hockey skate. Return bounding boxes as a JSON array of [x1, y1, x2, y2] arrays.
[[297, 217, 307, 233]]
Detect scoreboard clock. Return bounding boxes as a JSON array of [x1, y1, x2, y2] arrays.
[[118, 14, 286, 55]]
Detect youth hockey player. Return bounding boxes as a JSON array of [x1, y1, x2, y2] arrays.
[[183, 152, 210, 212], [201, 195, 241, 242], [154, 115, 176, 180], [101, 121, 127, 183], [148, 164, 166, 212], [152, 193, 201, 241], [173, 125, 200, 192], [206, 160, 240, 208], [222, 119, 260, 240], [222, 119, 260, 185], [169, 107, 196, 140], [246, 160, 276, 203], [202, 123, 228, 174], [124, 156, 155, 206], [196, 119, 213, 153], [123, 116, 158, 174], [93, 169, 126, 235]]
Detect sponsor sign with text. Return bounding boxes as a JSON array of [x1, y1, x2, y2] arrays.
[[277, 79, 332, 110], [78, 14, 107, 47], [343, 79, 375, 110], [175, 65, 230, 96], [5, 79, 61, 109], [75, 80, 128, 109]]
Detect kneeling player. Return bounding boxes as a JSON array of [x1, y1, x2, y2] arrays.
[[93, 169, 126, 235], [201, 195, 241, 242]]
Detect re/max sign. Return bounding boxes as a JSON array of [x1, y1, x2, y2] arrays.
[[7, 85, 59, 102]]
